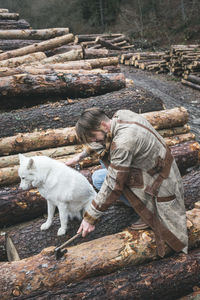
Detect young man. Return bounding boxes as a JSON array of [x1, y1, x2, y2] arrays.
[[66, 107, 188, 257]]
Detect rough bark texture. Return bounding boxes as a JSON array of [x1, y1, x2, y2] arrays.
[[0, 19, 30, 29], [0, 40, 42, 51], [13, 249, 200, 300], [0, 232, 7, 261], [0, 208, 199, 300], [3, 203, 137, 260], [0, 107, 188, 155], [164, 132, 195, 146], [143, 106, 188, 129], [0, 34, 74, 61], [0, 127, 77, 156], [0, 52, 46, 68], [0, 66, 107, 77], [0, 87, 164, 137], [0, 186, 46, 228], [0, 13, 19, 20], [40, 49, 83, 64], [0, 28, 69, 40], [170, 140, 200, 174], [0, 72, 126, 109]]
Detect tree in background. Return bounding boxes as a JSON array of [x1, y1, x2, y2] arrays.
[[81, 0, 121, 31]]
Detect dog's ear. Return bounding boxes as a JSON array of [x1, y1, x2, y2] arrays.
[[18, 153, 26, 163], [27, 158, 35, 170]]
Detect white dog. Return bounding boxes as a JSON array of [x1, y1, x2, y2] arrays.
[[18, 154, 96, 236]]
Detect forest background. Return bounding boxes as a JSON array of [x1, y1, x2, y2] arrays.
[[0, 0, 199, 48]]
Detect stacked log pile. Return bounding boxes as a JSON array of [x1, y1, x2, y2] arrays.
[[0, 8, 30, 30], [75, 33, 134, 51], [120, 44, 200, 90], [120, 51, 170, 73]]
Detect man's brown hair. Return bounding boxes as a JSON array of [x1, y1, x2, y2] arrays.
[[75, 107, 109, 143]]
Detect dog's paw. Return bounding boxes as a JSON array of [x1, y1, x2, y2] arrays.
[[57, 227, 66, 236], [40, 222, 51, 231]]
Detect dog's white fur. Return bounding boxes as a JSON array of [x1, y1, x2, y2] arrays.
[[18, 154, 96, 236]]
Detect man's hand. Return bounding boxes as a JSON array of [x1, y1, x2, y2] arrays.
[[65, 154, 80, 166], [77, 219, 95, 237]]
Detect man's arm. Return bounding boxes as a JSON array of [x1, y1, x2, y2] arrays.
[[83, 148, 133, 229], [65, 150, 88, 166]]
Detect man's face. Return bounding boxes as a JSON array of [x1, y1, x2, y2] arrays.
[[88, 130, 106, 143]]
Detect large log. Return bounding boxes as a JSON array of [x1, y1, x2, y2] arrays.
[[0, 87, 165, 137], [0, 72, 126, 109], [0, 28, 69, 40], [0, 52, 46, 68], [0, 13, 19, 20], [0, 66, 107, 77], [143, 106, 188, 129], [0, 39, 42, 51], [170, 140, 200, 174], [13, 249, 200, 300], [95, 37, 121, 50], [32, 57, 119, 69], [45, 45, 82, 57], [0, 34, 74, 61], [0, 207, 200, 299], [0, 107, 188, 155], [181, 79, 200, 91], [1, 169, 199, 258], [0, 186, 46, 228], [40, 49, 83, 64], [0, 19, 30, 29]]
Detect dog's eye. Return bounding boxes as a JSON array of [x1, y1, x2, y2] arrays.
[[21, 177, 25, 180]]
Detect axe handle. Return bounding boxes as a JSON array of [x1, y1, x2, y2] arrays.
[[55, 232, 81, 252]]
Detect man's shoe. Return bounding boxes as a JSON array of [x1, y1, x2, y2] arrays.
[[131, 218, 149, 230]]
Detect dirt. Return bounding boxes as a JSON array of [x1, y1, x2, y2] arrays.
[[121, 65, 200, 143]]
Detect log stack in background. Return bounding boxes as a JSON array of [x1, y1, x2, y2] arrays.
[[0, 8, 30, 30], [119, 44, 200, 90]]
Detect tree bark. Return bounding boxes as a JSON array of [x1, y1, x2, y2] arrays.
[[0, 186, 46, 228], [95, 37, 122, 50], [0, 28, 69, 40], [0, 13, 19, 20], [0, 34, 74, 61], [170, 140, 200, 174], [0, 39, 42, 51], [0, 107, 188, 155], [143, 106, 188, 129], [186, 75, 200, 85], [0, 87, 164, 137], [12, 249, 200, 300], [0, 19, 30, 29], [181, 79, 200, 91], [0, 207, 200, 300], [1, 168, 199, 259], [0, 232, 7, 261], [164, 132, 195, 146], [40, 49, 83, 64], [45, 45, 82, 57], [0, 72, 126, 109], [0, 9, 9, 13], [0, 52, 46, 68], [0, 66, 107, 77]]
